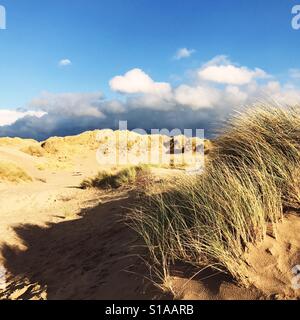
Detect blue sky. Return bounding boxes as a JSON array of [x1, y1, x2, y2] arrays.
[[0, 0, 300, 139]]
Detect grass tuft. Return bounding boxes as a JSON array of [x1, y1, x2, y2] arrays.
[[128, 104, 300, 288], [80, 165, 151, 189], [0, 162, 32, 183]]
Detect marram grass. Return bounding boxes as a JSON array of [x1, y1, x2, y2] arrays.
[[80, 165, 151, 189], [0, 162, 32, 183], [128, 104, 300, 288]]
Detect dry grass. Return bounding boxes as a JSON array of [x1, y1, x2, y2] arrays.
[[41, 130, 102, 156], [21, 145, 46, 157], [212, 105, 300, 208], [0, 162, 32, 183], [80, 165, 151, 190], [128, 104, 300, 289]]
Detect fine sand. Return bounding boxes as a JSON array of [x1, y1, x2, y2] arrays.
[[0, 131, 299, 300]]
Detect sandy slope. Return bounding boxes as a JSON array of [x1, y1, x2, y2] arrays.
[[0, 132, 299, 300], [245, 214, 300, 299], [0, 143, 102, 249], [167, 213, 300, 300], [0, 146, 43, 178], [0, 135, 165, 299]]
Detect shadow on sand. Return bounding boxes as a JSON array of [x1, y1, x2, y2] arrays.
[[0, 189, 256, 300], [0, 192, 163, 300]]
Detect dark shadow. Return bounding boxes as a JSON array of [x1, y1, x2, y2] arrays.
[[1, 193, 163, 300], [163, 137, 204, 155], [163, 138, 185, 155], [66, 186, 84, 189]]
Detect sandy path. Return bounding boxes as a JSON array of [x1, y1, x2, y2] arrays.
[[0, 163, 102, 250], [0, 144, 106, 249]]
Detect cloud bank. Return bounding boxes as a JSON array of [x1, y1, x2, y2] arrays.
[[0, 109, 46, 126], [1, 56, 300, 140]]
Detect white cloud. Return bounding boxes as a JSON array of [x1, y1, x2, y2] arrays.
[[59, 59, 72, 67], [202, 55, 231, 67], [264, 81, 281, 93], [223, 85, 248, 106], [174, 48, 195, 60], [174, 85, 220, 110], [0, 109, 46, 126], [109, 62, 296, 112], [289, 69, 300, 79], [263, 81, 300, 105], [109, 68, 171, 96], [198, 64, 267, 85]]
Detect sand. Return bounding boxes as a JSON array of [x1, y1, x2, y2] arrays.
[[0, 131, 299, 300], [166, 213, 300, 300]]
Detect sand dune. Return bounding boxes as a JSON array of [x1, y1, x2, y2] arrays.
[[0, 129, 299, 300]]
